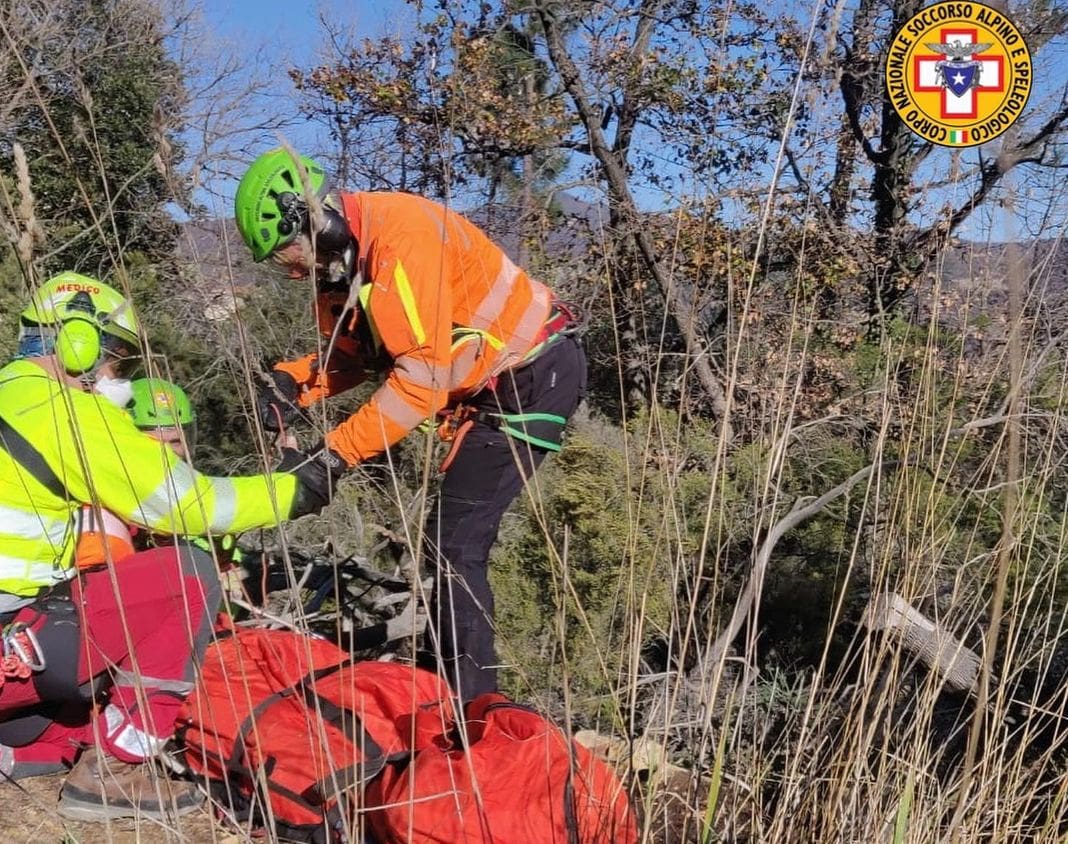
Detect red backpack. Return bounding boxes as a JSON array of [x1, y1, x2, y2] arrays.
[[176, 628, 455, 843], [365, 693, 639, 843]]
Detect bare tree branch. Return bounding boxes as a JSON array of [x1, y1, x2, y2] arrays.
[[704, 460, 901, 668], [535, 1, 730, 423]]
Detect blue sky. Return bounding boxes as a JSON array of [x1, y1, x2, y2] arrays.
[[186, 0, 1066, 243], [204, 0, 397, 60], [182, 0, 417, 216]]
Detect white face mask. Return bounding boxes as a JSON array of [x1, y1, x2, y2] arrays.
[[93, 376, 134, 409]]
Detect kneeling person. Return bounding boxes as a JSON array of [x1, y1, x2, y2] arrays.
[[0, 274, 320, 819], [73, 377, 199, 570]]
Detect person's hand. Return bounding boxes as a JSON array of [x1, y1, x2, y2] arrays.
[[277, 444, 349, 518], [257, 370, 301, 432], [188, 534, 243, 569]]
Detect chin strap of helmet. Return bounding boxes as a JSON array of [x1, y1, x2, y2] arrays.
[[277, 193, 354, 265], [315, 206, 354, 257], [321, 241, 356, 289]]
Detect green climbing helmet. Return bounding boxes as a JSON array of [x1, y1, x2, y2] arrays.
[[127, 378, 195, 429], [17, 272, 140, 362], [234, 148, 329, 262]]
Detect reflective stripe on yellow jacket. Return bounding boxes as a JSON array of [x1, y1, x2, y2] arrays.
[[323, 192, 553, 465], [0, 360, 298, 597]]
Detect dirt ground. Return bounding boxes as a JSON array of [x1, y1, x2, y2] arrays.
[[6, 772, 233, 844]]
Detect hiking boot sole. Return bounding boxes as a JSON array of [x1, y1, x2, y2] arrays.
[[9, 761, 68, 780], [57, 785, 204, 822]]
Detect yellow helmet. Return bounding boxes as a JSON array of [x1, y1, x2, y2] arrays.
[[18, 272, 140, 373]]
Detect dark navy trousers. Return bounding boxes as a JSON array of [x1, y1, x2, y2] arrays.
[[426, 335, 586, 702]]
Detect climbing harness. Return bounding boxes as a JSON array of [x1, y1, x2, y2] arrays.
[[437, 406, 569, 473], [447, 300, 584, 371], [435, 300, 582, 473]]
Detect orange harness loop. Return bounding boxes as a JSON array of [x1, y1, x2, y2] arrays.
[[438, 419, 475, 473], [436, 404, 479, 473]]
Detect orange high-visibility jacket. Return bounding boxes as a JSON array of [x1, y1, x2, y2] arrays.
[[280, 192, 553, 467]]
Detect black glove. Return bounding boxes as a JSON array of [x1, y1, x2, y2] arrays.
[[257, 370, 301, 432], [278, 444, 349, 518]]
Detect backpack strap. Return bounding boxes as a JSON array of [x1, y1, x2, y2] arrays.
[[261, 774, 323, 817], [302, 683, 391, 796], [224, 655, 391, 803], [0, 411, 69, 500], [226, 657, 355, 776]]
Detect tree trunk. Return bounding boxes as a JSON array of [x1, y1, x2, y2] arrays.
[[829, 0, 880, 225], [535, 1, 729, 423], [869, 0, 924, 319]]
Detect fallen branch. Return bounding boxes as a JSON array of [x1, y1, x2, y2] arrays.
[[862, 591, 982, 694], [705, 460, 900, 668]]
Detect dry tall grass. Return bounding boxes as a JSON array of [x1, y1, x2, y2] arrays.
[[3, 2, 1068, 843]]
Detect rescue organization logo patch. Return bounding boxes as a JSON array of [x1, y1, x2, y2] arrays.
[[885, 2, 1032, 147]]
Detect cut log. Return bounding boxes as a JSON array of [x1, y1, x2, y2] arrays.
[[574, 731, 668, 775], [862, 591, 982, 694], [574, 730, 698, 793]]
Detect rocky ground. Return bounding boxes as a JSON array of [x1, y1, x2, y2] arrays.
[[6, 772, 227, 844]]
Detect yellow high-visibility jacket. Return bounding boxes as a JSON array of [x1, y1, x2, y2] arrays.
[[0, 359, 297, 597]]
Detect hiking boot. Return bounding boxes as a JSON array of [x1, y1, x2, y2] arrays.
[[57, 747, 203, 821]]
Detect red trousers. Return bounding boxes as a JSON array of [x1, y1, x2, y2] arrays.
[[0, 544, 220, 765]]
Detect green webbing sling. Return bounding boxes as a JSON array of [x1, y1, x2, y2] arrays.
[[491, 411, 568, 452]]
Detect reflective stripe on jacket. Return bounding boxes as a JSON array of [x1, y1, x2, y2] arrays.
[[322, 192, 553, 465], [0, 360, 298, 596]]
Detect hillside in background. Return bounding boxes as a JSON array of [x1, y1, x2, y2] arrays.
[[940, 238, 1068, 295], [178, 214, 1067, 335]]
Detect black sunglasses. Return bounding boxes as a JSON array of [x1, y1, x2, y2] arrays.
[[100, 334, 142, 378]]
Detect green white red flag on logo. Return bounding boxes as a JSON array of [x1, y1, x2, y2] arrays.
[[884, 1, 1033, 148]]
